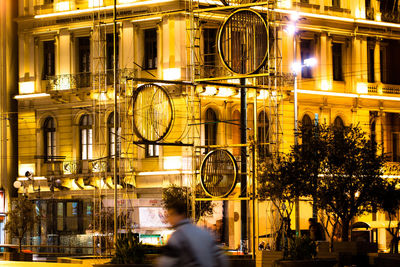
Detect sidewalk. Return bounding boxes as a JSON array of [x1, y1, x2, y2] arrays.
[[0, 258, 109, 267]]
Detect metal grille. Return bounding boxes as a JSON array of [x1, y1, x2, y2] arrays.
[[200, 149, 238, 197], [132, 84, 173, 142], [218, 9, 268, 75]]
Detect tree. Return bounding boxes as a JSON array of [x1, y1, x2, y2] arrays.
[[379, 181, 400, 253], [162, 184, 214, 222], [259, 124, 388, 243], [4, 196, 38, 252], [317, 125, 387, 241], [258, 157, 302, 251]]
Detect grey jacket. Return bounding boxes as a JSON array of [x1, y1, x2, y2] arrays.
[[157, 219, 229, 267]]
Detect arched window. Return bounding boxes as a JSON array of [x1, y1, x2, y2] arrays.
[[334, 116, 344, 129], [44, 117, 56, 161], [258, 111, 269, 158], [205, 108, 218, 152], [80, 115, 93, 160], [108, 112, 121, 157]]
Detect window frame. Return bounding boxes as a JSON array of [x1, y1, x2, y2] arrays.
[[80, 115, 93, 161], [108, 112, 121, 158], [257, 111, 270, 158], [42, 40, 55, 80], [145, 144, 159, 158], [143, 28, 157, 70], [43, 117, 56, 162], [332, 42, 344, 81], [205, 108, 218, 151]]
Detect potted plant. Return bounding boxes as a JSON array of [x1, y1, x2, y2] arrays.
[[94, 232, 159, 267], [4, 196, 38, 261], [274, 236, 336, 267]]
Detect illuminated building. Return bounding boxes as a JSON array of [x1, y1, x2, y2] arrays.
[[15, 0, 400, 252], [0, 0, 18, 244]]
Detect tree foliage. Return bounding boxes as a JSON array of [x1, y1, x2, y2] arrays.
[[4, 196, 38, 252], [259, 124, 388, 242], [162, 184, 214, 222]]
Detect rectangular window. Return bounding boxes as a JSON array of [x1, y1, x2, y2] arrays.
[[300, 40, 313, 78], [368, 46, 375, 83], [44, 0, 54, 4], [57, 202, 64, 231], [144, 29, 157, 69], [146, 144, 159, 157], [42, 41, 55, 80], [77, 37, 90, 87], [203, 28, 217, 76], [66, 202, 78, 231], [332, 43, 343, 81], [332, 0, 340, 8], [109, 127, 121, 157], [393, 133, 400, 162], [106, 33, 119, 71]]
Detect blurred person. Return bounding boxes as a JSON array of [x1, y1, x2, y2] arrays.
[[157, 201, 229, 267], [308, 218, 326, 241]]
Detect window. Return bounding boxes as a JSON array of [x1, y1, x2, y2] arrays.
[[300, 0, 309, 3], [332, 0, 340, 8], [106, 33, 119, 84], [44, 117, 56, 161], [144, 29, 157, 69], [80, 115, 93, 160], [301, 114, 313, 143], [146, 144, 159, 157], [205, 108, 218, 151], [380, 39, 400, 85], [108, 112, 121, 158], [203, 28, 217, 76], [332, 43, 343, 81], [77, 37, 90, 87], [370, 111, 378, 145], [301, 40, 313, 78], [390, 113, 400, 162], [333, 116, 344, 129], [44, 0, 54, 4], [368, 44, 375, 83], [42, 41, 55, 80], [258, 111, 269, 158], [393, 133, 400, 162]]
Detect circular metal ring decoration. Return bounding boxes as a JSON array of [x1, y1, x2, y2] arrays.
[[218, 9, 268, 75], [132, 83, 173, 142], [200, 149, 238, 198], [219, 0, 259, 6]]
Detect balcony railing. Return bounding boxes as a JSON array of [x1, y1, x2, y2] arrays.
[[368, 83, 400, 95], [62, 158, 132, 175], [46, 69, 137, 92], [366, 7, 375, 20], [381, 11, 400, 23]]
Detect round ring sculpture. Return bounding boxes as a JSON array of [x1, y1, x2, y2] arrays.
[[218, 9, 268, 75], [200, 149, 238, 198], [132, 83, 173, 142], [219, 0, 259, 6]]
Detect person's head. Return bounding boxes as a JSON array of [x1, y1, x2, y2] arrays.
[[308, 218, 316, 225], [165, 200, 188, 227]]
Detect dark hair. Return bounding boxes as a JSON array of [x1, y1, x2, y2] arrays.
[[308, 218, 316, 223], [167, 199, 188, 216]]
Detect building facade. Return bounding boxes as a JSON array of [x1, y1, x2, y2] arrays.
[[0, 0, 18, 244], [15, 0, 400, 252]]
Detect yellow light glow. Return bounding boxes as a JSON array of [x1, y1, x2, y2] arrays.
[[137, 170, 192, 176], [297, 89, 358, 98], [131, 16, 162, 23], [376, 13, 382, 22], [36, 0, 174, 19], [19, 164, 35, 177], [55, 1, 70, 12], [118, 0, 134, 3], [163, 68, 181, 80], [356, 83, 368, 94], [258, 89, 269, 99], [277, 0, 291, 9], [164, 156, 182, 170], [89, 0, 103, 8], [201, 86, 217, 96], [359, 95, 400, 101], [321, 80, 331, 91], [14, 93, 50, 99], [217, 87, 237, 97], [19, 81, 35, 94]]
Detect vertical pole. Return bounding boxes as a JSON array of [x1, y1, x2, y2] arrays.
[[252, 87, 257, 259], [240, 78, 248, 252], [293, 29, 300, 236], [113, 0, 118, 246]]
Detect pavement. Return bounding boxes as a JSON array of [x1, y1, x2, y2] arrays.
[[0, 258, 109, 267]]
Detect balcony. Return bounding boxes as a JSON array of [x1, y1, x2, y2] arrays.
[[366, 7, 375, 20], [62, 158, 132, 176], [381, 11, 400, 23], [367, 83, 400, 95]]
